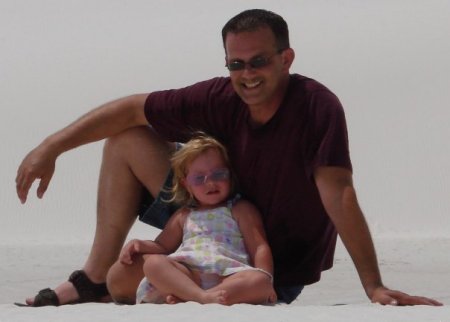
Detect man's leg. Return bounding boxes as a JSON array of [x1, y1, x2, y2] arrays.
[[27, 126, 174, 305]]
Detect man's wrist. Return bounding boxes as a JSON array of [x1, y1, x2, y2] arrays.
[[365, 283, 385, 299]]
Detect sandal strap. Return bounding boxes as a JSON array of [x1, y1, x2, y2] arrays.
[[68, 270, 109, 303], [33, 288, 60, 306]]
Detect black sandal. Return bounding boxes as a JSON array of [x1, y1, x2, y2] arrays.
[[68, 270, 109, 303], [15, 270, 109, 307]]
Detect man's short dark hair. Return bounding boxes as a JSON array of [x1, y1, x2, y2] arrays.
[[221, 9, 290, 52]]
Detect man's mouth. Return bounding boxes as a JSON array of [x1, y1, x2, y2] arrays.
[[242, 80, 262, 89]]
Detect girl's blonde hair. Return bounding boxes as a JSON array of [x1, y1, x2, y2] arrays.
[[170, 134, 235, 205]]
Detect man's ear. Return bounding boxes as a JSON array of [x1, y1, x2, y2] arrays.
[[282, 48, 295, 70]]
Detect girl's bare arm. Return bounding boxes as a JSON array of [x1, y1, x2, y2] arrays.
[[233, 200, 274, 276], [119, 208, 188, 264]]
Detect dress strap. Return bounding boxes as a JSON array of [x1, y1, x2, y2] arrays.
[[227, 194, 241, 209]]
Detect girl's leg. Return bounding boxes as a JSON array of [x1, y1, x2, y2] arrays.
[[207, 270, 275, 305], [106, 255, 146, 304], [143, 255, 226, 304]]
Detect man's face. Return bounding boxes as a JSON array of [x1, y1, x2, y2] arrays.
[[224, 27, 289, 110]]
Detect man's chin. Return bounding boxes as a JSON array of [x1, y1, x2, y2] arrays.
[[239, 94, 265, 107]]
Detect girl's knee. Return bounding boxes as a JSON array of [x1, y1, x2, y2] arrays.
[[106, 261, 140, 304], [106, 263, 125, 301], [142, 254, 168, 274], [238, 270, 273, 293]]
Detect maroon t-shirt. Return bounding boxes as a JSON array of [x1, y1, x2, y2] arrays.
[[145, 74, 352, 286]]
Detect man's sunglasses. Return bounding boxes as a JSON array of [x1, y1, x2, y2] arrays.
[[186, 168, 230, 186], [225, 49, 286, 71]]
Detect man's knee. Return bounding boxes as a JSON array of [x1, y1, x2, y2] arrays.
[[102, 126, 175, 196], [104, 126, 170, 154]]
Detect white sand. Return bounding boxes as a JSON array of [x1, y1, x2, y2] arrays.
[[1, 238, 448, 322]]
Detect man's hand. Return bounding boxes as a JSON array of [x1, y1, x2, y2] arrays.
[[314, 167, 443, 307], [16, 144, 57, 204], [370, 286, 443, 306], [15, 94, 150, 205]]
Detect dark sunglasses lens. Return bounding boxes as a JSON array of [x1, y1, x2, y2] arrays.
[[227, 55, 271, 71], [227, 61, 245, 71], [249, 57, 269, 68]]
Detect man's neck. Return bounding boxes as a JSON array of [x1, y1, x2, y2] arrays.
[[248, 76, 290, 126], [248, 104, 278, 127]]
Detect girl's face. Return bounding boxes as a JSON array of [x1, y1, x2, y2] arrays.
[[183, 148, 231, 208]]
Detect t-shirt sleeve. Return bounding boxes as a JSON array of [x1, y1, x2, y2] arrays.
[[304, 90, 352, 177], [143, 78, 230, 142]]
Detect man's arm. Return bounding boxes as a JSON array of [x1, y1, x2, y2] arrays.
[[16, 94, 149, 203], [314, 166, 442, 306]]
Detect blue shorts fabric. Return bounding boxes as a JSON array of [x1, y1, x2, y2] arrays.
[[137, 170, 180, 229], [137, 142, 183, 229], [275, 284, 304, 304]]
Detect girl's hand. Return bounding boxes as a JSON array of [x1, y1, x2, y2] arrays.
[[119, 239, 143, 265]]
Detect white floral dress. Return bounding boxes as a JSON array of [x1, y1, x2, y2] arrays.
[[168, 199, 253, 275], [136, 198, 257, 303]]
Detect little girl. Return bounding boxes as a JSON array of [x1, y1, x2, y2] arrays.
[[107, 135, 276, 305]]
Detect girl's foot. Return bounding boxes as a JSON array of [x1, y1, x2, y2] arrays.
[[166, 294, 183, 304], [201, 290, 227, 305]]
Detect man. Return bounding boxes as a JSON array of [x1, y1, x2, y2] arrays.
[[16, 9, 441, 306]]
